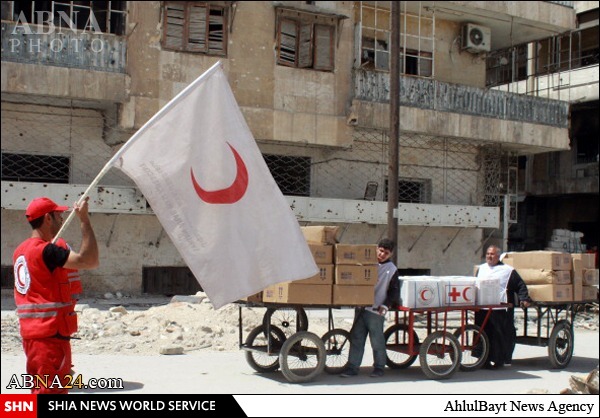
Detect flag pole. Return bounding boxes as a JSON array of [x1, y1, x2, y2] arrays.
[[52, 61, 223, 242]]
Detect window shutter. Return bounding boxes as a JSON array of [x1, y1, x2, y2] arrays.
[[187, 3, 207, 52], [164, 3, 185, 50], [297, 23, 313, 68], [278, 19, 298, 66], [208, 7, 226, 54], [314, 24, 334, 70]]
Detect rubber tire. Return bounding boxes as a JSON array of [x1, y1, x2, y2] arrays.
[[453, 324, 489, 371], [384, 324, 419, 369], [322, 329, 351, 374], [419, 331, 461, 380], [548, 320, 574, 369], [279, 331, 326, 383], [263, 307, 308, 338], [244, 325, 286, 373]]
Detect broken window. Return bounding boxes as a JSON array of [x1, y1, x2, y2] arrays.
[[401, 48, 432, 77], [276, 9, 336, 71], [358, 2, 434, 77], [162, 1, 227, 56]]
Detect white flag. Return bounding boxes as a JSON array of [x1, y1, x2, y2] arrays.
[[115, 62, 318, 308]]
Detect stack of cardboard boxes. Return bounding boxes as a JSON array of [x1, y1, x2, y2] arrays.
[[260, 226, 376, 306], [502, 251, 598, 302]]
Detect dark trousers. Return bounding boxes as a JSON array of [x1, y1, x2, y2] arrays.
[[475, 308, 516, 366]]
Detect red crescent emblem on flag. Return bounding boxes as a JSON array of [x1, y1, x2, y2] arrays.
[[190, 143, 248, 204]]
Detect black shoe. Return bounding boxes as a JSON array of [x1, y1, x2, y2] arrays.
[[340, 368, 358, 377], [370, 368, 384, 377]]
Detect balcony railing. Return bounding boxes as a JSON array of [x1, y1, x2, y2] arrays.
[[354, 69, 569, 128], [1, 22, 126, 73]]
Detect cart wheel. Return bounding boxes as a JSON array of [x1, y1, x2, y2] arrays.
[[548, 320, 574, 369], [244, 325, 286, 373], [279, 331, 326, 383], [322, 329, 351, 374], [419, 331, 461, 380], [453, 325, 489, 371], [263, 307, 308, 338], [384, 324, 419, 369]]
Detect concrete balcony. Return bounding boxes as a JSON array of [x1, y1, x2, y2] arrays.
[[1, 181, 500, 228], [1, 22, 129, 103], [352, 70, 570, 154]]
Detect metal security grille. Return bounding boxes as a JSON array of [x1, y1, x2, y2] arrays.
[[2, 152, 70, 183], [1, 97, 135, 188], [264, 154, 311, 196], [2, 96, 507, 210]]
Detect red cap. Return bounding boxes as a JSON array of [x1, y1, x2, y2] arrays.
[[25, 197, 69, 221]]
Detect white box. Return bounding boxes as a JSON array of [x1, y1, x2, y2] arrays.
[[442, 277, 478, 306], [476, 277, 502, 305], [399, 277, 443, 308]]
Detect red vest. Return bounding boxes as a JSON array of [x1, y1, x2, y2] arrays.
[[13, 238, 77, 339], [55, 238, 82, 302]]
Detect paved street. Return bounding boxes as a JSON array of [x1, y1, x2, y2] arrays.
[[1, 328, 598, 395]]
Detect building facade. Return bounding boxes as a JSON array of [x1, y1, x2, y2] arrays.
[[1, 1, 578, 295]]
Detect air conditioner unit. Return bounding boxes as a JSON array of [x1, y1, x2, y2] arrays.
[[461, 23, 491, 53]]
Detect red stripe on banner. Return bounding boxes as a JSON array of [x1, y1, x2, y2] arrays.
[[0, 394, 37, 418]]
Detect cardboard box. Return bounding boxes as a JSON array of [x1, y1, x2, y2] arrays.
[[527, 284, 573, 302], [442, 277, 478, 306], [503, 251, 571, 271], [399, 277, 443, 308], [308, 244, 333, 264], [296, 264, 333, 285], [572, 262, 583, 301], [301, 226, 339, 244], [582, 269, 599, 286], [332, 285, 374, 306], [262, 282, 332, 305], [517, 269, 571, 285], [240, 292, 263, 304], [571, 253, 595, 269], [582, 286, 598, 301], [334, 244, 378, 265], [334, 265, 378, 286]]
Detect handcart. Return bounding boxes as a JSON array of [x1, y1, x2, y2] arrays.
[[515, 299, 597, 369], [237, 302, 354, 383], [237, 301, 505, 383], [384, 304, 505, 379]]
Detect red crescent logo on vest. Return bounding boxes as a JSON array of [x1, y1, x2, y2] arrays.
[[190, 142, 249, 204]]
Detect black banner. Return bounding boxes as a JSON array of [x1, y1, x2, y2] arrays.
[[36, 395, 247, 418]]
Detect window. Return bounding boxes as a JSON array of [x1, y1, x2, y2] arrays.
[[384, 178, 431, 203], [3, 1, 127, 35], [358, 2, 434, 77], [1, 152, 70, 183], [263, 155, 311, 197], [401, 48, 432, 77], [162, 2, 227, 55], [486, 45, 528, 87], [143, 267, 202, 295], [276, 9, 336, 71]]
